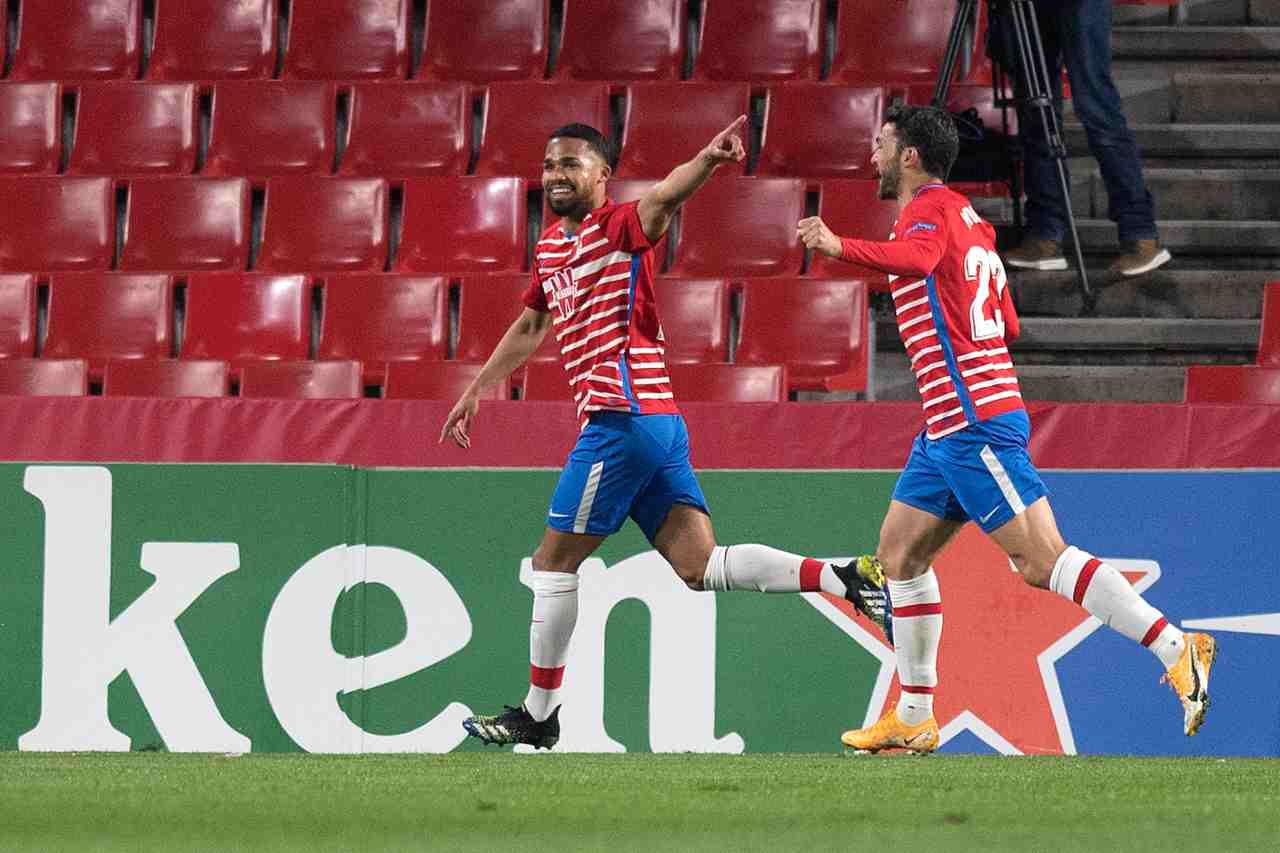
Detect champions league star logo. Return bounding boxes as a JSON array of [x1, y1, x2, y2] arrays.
[[805, 525, 1164, 755]]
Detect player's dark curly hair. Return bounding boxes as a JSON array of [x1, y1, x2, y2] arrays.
[[883, 104, 960, 181], [548, 123, 617, 170]]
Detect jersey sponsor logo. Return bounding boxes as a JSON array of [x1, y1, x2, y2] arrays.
[[905, 221, 938, 235], [546, 268, 576, 314]]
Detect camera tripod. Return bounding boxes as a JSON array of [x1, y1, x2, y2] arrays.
[[932, 0, 1095, 314]]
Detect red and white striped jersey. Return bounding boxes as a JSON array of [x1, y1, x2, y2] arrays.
[[839, 183, 1023, 439], [523, 198, 678, 426]]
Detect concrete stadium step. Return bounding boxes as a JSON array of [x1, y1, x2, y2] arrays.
[[1065, 122, 1280, 157], [1113, 26, 1280, 59], [1070, 168, 1280, 221], [871, 357, 1187, 402], [1175, 73, 1280, 122], [1077, 61, 1280, 124], [1073, 218, 1280, 255], [1117, 0, 1280, 26], [875, 317, 1259, 353], [1008, 268, 1273, 319]]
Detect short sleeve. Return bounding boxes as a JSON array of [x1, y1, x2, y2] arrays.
[[522, 270, 549, 312], [601, 200, 653, 254]]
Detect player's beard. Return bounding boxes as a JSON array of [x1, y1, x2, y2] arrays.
[[877, 159, 901, 200], [547, 184, 590, 220]]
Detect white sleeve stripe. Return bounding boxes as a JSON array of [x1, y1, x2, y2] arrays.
[[892, 280, 926, 299], [898, 312, 933, 331], [631, 377, 671, 386], [902, 328, 938, 347], [914, 360, 947, 377], [636, 391, 674, 400], [910, 344, 943, 364], [926, 405, 965, 423], [919, 375, 953, 393], [973, 389, 1022, 406]]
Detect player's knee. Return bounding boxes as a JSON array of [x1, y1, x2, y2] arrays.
[[672, 561, 706, 591], [531, 543, 585, 575], [1011, 553, 1053, 588], [875, 542, 929, 581]]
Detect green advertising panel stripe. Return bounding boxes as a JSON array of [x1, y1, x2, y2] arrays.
[[0, 464, 895, 754]]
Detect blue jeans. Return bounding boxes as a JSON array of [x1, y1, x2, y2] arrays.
[[1003, 0, 1157, 244]]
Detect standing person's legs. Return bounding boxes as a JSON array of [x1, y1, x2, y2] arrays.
[[1059, 0, 1159, 248], [1001, 1, 1070, 269]]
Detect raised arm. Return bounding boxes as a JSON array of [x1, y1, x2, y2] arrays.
[[635, 114, 748, 244], [439, 308, 553, 448], [797, 215, 946, 279]]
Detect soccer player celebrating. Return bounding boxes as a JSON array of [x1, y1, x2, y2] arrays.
[[441, 117, 886, 750], [797, 105, 1217, 753]]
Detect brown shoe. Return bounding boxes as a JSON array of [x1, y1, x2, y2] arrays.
[[1108, 239, 1172, 279], [1003, 238, 1068, 271]]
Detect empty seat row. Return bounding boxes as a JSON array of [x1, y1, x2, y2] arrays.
[[0, 177, 903, 279], [10, 1, 974, 85], [0, 358, 792, 402], [0, 176, 526, 273], [0, 273, 869, 393], [0, 81, 891, 181]]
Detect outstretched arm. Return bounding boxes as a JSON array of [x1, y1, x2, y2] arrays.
[[635, 114, 748, 244], [439, 308, 553, 448], [797, 216, 946, 279]]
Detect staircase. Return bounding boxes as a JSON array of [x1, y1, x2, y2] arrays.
[[873, 0, 1279, 403]]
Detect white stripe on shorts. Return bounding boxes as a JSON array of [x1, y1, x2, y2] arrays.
[[979, 444, 1026, 516], [574, 461, 605, 534]]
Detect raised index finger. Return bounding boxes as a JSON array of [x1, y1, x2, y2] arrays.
[[719, 114, 748, 139]]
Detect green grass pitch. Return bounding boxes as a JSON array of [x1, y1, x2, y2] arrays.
[[2, 753, 1277, 852]]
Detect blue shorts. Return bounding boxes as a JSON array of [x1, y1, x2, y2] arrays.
[[546, 412, 710, 542], [891, 410, 1048, 533]]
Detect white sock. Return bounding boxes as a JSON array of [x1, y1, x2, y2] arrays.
[[1049, 545, 1186, 669], [523, 570, 579, 722], [700, 544, 846, 595], [888, 569, 942, 726]]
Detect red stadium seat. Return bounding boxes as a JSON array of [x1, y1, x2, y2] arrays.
[[206, 82, 336, 178], [149, 0, 276, 80], [457, 274, 560, 364], [399, 177, 526, 273], [693, 0, 823, 82], [557, 0, 685, 81], [318, 274, 448, 380], [340, 83, 470, 177], [383, 362, 511, 400], [652, 278, 730, 364], [667, 363, 787, 402], [282, 0, 410, 80], [241, 360, 363, 399], [11, 0, 141, 80], [44, 273, 173, 374], [0, 275, 37, 358], [738, 278, 870, 392], [67, 84, 197, 176], [103, 359, 229, 397], [259, 178, 389, 272], [0, 359, 87, 396], [0, 177, 114, 271], [542, 179, 672, 271], [617, 83, 750, 179], [831, 0, 978, 85], [0, 83, 61, 174], [670, 179, 805, 278], [421, 0, 549, 82], [757, 85, 883, 179], [1258, 281, 1280, 366], [521, 360, 573, 400], [182, 273, 311, 367], [476, 83, 610, 180], [1185, 365, 1280, 404], [120, 178, 251, 271], [808, 180, 899, 285]]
